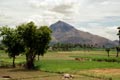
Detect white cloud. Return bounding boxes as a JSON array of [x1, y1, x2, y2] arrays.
[[77, 23, 118, 40], [0, 0, 120, 40]]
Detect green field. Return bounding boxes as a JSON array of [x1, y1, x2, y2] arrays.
[[0, 50, 120, 80]]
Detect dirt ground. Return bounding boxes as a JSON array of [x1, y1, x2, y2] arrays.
[[88, 68, 120, 78], [0, 68, 60, 80], [78, 68, 120, 80], [0, 68, 104, 80], [89, 68, 120, 74]]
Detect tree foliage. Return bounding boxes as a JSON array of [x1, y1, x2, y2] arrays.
[[0, 22, 52, 69], [0, 26, 25, 67], [17, 22, 52, 69], [36, 26, 52, 60]]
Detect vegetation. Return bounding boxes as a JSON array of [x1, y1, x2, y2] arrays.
[[36, 51, 120, 72], [51, 43, 101, 51], [0, 50, 120, 80], [17, 22, 52, 69], [0, 23, 119, 80], [105, 48, 110, 57], [116, 27, 120, 57], [117, 27, 120, 46], [116, 46, 120, 57], [0, 22, 52, 69], [36, 59, 120, 73], [0, 27, 25, 67]]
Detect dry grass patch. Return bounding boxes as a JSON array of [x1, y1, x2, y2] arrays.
[[0, 68, 59, 80], [77, 68, 120, 80], [0, 68, 105, 80], [89, 69, 120, 75]]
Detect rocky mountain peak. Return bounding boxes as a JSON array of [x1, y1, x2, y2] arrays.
[[50, 20, 75, 32]]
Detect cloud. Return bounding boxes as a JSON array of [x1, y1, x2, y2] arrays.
[[0, 0, 120, 40], [51, 4, 73, 15], [76, 23, 118, 40]]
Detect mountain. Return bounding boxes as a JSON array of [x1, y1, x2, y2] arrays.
[[113, 40, 119, 46], [50, 21, 116, 47]]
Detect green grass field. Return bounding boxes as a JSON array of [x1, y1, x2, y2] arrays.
[[0, 50, 120, 80]]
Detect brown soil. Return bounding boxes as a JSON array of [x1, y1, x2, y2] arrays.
[[0, 68, 104, 80], [89, 68, 120, 75], [0, 68, 60, 80]]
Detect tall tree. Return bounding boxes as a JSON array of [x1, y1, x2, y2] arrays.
[[17, 22, 52, 69], [117, 27, 120, 46], [116, 27, 120, 57], [116, 46, 120, 57], [36, 26, 52, 60], [0, 27, 24, 67]]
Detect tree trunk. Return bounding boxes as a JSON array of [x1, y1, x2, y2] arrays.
[[107, 52, 109, 57], [38, 55, 40, 61], [116, 51, 119, 57], [119, 36, 120, 46], [116, 47, 119, 57], [26, 57, 35, 69], [12, 56, 15, 68], [26, 49, 35, 69]]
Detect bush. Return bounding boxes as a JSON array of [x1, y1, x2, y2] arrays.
[[71, 56, 120, 62], [92, 58, 120, 62]]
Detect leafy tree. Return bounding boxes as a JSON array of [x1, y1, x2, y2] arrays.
[[117, 27, 120, 46], [36, 26, 51, 60], [17, 22, 52, 69], [116, 27, 120, 57], [0, 27, 24, 67]]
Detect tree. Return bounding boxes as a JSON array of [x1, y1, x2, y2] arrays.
[[36, 26, 51, 60], [0, 27, 24, 67], [105, 48, 110, 57], [116, 46, 120, 57], [116, 27, 120, 57], [17, 22, 52, 69], [117, 27, 120, 46]]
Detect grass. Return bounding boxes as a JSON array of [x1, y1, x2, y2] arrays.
[[35, 50, 120, 80], [71, 55, 120, 62], [1, 50, 120, 80], [1, 50, 120, 72], [36, 59, 120, 73]]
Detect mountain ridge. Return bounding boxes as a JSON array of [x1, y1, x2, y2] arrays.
[[50, 21, 116, 47]]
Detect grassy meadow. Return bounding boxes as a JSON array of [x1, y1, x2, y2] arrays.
[[0, 50, 120, 80]]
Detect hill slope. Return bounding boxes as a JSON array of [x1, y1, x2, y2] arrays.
[[50, 21, 115, 47]]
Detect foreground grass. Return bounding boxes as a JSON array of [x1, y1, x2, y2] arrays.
[[1, 50, 120, 80], [35, 50, 120, 80], [36, 59, 120, 73]]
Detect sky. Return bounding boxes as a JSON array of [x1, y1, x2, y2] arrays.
[[0, 0, 120, 40]]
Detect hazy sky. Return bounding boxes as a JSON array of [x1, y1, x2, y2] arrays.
[[0, 0, 120, 40]]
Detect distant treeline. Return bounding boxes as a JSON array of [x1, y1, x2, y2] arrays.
[[51, 43, 113, 51]]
